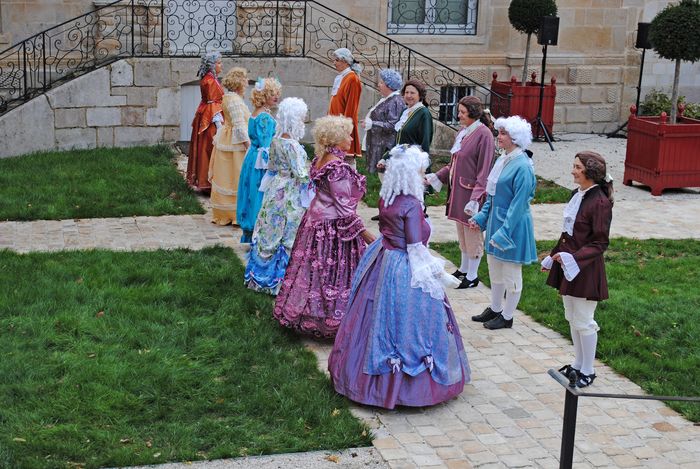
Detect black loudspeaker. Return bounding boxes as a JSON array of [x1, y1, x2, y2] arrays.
[[537, 16, 560, 46], [636, 22, 652, 49]]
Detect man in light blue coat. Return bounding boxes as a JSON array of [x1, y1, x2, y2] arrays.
[[469, 116, 537, 329]]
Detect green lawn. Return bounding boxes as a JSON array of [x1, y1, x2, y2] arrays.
[[432, 239, 700, 422], [0, 146, 204, 221], [0, 247, 370, 469]]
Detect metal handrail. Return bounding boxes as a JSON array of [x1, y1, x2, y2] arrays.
[[548, 369, 700, 469], [0, 0, 508, 124]]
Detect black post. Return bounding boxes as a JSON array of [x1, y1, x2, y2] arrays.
[[160, 0, 164, 57], [635, 48, 646, 116], [301, 2, 307, 56], [274, 0, 280, 56], [42, 32, 47, 90], [131, 0, 135, 57], [559, 390, 579, 469], [22, 41, 28, 99], [536, 44, 554, 150]]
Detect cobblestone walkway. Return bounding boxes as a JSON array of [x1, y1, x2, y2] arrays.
[[2, 138, 699, 468]]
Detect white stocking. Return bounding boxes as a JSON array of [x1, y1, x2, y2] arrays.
[[570, 325, 583, 370], [459, 252, 470, 273], [580, 332, 598, 375], [466, 254, 482, 281], [490, 282, 505, 312], [501, 290, 522, 320]]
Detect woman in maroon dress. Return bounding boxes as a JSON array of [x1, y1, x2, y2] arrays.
[[542, 151, 613, 388]]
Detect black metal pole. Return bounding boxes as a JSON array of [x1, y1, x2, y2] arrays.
[[559, 390, 579, 469], [536, 44, 554, 150], [635, 48, 646, 116]]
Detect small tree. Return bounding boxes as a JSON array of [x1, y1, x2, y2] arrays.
[[508, 0, 558, 85], [649, 0, 700, 124]]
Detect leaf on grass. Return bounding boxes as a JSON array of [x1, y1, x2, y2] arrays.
[[120, 438, 131, 444], [145, 438, 153, 448], [331, 408, 341, 417], [87, 353, 97, 358], [652, 352, 662, 358], [96, 311, 105, 318], [326, 455, 340, 463], [12, 437, 26, 443], [76, 277, 84, 284], [361, 430, 367, 437], [153, 452, 161, 458]]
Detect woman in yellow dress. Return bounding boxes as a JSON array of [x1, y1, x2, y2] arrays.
[[208, 67, 251, 225]]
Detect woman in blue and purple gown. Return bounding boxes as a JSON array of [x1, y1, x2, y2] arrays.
[[329, 144, 470, 409]]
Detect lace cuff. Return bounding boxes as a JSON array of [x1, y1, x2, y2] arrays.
[[541, 255, 554, 270], [259, 170, 276, 192], [425, 173, 443, 192], [300, 182, 315, 208], [406, 243, 459, 300], [231, 127, 249, 145], [464, 200, 479, 216], [254, 147, 269, 170], [559, 252, 580, 281], [337, 215, 365, 241]]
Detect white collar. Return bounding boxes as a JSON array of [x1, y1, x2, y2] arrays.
[[394, 102, 424, 131], [450, 120, 482, 155], [331, 68, 352, 96], [562, 184, 598, 235], [485, 148, 523, 196]]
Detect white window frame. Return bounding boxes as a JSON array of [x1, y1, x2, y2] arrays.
[[387, 0, 478, 35]]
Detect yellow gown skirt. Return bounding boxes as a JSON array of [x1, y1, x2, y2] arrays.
[[208, 126, 247, 226]]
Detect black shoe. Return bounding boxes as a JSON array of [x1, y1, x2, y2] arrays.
[[558, 364, 580, 380], [457, 277, 479, 289], [371, 214, 380, 221], [452, 269, 466, 280], [576, 372, 596, 388], [471, 307, 500, 323], [484, 313, 513, 330]]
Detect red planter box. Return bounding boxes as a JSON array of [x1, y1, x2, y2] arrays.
[[489, 72, 556, 138], [624, 106, 700, 196]]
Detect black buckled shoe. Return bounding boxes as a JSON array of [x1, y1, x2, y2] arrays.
[[471, 307, 500, 323], [452, 269, 467, 280], [457, 277, 479, 289], [575, 372, 596, 388], [558, 364, 580, 380], [483, 313, 513, 330]]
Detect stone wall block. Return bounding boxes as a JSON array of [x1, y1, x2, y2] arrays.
[[0, 96, 55, 158], [607, 87, 619, 104], [134, 59, 174, 87], [114, 127, 164, 146], [555, 86, 578, 104], [55, 108, 87, 128], [97, 127, 115, 147], [111, 60, 134, 87], [553, 106, 565, 125], [163, 126, 180, 142], [47, 68, 126, 108], [122, 107, 146, 126], [596, 67, 621, 84], [87, 107, 122, 127], [462, 68, 488, 84], [592, 105, 617, 122], [564, 123, 596, 133], [567, 67, 594, 85], [146, 88, 180, 126], [123, 88, 158, 107], [566, 105, 591, 123], [56, 128, 97, 151], [580, 86, 606, 104]]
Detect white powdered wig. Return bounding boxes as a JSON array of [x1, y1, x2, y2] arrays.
[[276, 97, 308, 140], [380, 144, 430, 206], [494, 115, 533, 151]]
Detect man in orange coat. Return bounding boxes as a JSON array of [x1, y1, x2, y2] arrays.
[[328, 48, 362, 166]]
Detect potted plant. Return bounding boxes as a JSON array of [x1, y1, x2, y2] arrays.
[[623, 0, 700, 196], [490, 0, 558, 136]]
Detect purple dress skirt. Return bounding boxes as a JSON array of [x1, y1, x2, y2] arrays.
[[272, 158, 367, 338], [329, 195, 470, 409]]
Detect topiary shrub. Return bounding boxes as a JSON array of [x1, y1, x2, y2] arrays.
[[649, 0, 700, 123], [508, 0, 558, 85]]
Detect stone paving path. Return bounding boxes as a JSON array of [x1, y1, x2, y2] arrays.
[[2, 136, 700, 468]]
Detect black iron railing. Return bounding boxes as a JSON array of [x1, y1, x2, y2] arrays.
[[0, 0, 507, 126], [548, 369, 700, 469]]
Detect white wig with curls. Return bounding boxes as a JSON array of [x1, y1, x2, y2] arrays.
[[275, 97, 307, 140], [379, 144, 430, 206], [494, 116, 533, 151]]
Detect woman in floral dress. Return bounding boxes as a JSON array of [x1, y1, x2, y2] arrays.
[[245, 97, 311, 295]]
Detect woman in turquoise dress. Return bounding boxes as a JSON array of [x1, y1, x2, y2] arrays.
[[245, 97, 312, 295], [237, 77, 281, 243]]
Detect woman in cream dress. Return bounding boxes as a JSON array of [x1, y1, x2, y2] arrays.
[[209, 67, 251, 225]]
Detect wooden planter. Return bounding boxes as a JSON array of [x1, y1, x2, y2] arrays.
[[490, 72, 556, 138], [623, 105, 700, 196]]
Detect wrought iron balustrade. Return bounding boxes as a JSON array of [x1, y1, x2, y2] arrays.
[[0, 0, 507, 127]]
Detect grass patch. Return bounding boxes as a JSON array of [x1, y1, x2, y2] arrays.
[[0, 247, 370, 468], [433, 239, 700, 422], [0, 146, 204, 221]]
